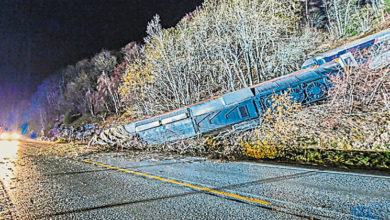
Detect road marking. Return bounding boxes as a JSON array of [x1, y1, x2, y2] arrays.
[[82, 159, 271, 206]]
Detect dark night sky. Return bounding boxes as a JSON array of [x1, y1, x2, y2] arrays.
[[0, 0, 203, 123]]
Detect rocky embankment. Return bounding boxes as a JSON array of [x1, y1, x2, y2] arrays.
[[41, 118, 139, 149], [41, 122, 99, 144]]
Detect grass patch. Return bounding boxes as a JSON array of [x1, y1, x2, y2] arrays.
[[253, 147, 390, 170]]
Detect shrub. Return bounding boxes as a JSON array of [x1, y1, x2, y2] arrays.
[[328, 56, 390, 114], [294, 59, 390, 151], [240, 92, 303, 159]]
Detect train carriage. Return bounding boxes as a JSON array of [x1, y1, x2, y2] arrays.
[[302, 29, 390, 69], [119, 29, 389, 145]]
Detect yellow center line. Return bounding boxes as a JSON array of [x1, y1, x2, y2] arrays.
[[82, 159, 271, 206]]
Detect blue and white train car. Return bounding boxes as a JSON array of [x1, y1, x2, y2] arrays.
[[123, 29, 389, 145], [124, 62, 341, 145], [302, 28, 390, 69]]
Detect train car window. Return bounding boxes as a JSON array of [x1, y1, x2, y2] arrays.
[[239, 106, 250, 118], [340, 52, 358, 66]]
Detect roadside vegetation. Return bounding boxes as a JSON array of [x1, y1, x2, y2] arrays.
[[240, 61, 390, 168], [19, 0, 390, 168]]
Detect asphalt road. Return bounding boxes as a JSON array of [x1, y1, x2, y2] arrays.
[[0, 141, 390, 219]]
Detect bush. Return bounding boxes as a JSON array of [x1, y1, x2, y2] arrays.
[[240, 92, 303, 159], [328, 51, 390, 114], [292, 62, 390, 151]]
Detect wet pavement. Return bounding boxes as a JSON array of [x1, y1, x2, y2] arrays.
[[0, 141, 390, 219]]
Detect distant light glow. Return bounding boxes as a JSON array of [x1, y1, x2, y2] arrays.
[[0, 132, 21, 140], [10, 133, 21, 140], [0, 133, 10, 140]]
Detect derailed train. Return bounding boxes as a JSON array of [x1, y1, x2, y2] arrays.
[[99, 29, 390, 146]]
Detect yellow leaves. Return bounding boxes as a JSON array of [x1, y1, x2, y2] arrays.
[[241, 139, 278, 159], [119, 60, 155, 102], [258, 0, 302, 34], [203, 136, 225, 150], [54, 138, 68, 144], [205, 136, 216, 146], [241, 92, 302, 159]]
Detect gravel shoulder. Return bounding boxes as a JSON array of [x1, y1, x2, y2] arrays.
[[0, 180, 14, 220]]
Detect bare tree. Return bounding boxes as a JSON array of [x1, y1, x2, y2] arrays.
[[324, 0, 386, 39], [135, 0, 323, 115]]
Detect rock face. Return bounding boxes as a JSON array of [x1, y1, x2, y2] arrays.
[[42, 122, 100, 144]]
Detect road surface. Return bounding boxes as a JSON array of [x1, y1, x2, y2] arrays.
[[0, 140, 389, 219]]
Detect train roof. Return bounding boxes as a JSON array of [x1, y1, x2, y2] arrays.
[[315, 28, 390, 59]]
